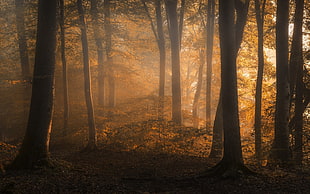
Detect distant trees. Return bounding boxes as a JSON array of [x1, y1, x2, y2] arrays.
[[9, 0, 57, 169]]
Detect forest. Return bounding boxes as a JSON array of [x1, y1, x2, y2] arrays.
[[1, 0, 310, 193]]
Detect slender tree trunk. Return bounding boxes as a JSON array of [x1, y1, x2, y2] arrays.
[[209, 92, 223, 158], [77, 0, 97, 150], [90, 0, 105, 107], [9, 0, 57, 169], [104, 0, 115, 108], [165, 0, 182, 125], [178, 0, 185, 49], [156, 0, 166, 120], [193, 49, 204, 128], [206, 0, 215, 127], [254, 0, 266, 162], [271, 0, 291, 164], [59, 0, 69, 135], [290, 0, 304, 165]]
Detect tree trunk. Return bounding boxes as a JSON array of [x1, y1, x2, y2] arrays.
[[290, 0, 304, 165], [165, 0, 182, 125], [156, 0, 166, 120], [209, 92, 223, 159], [193, 49, 204, 128], [206, 0, 215, 127], [90, 0, 105, 107], [178, 0, 185, 49], [104, 0, 115, 109], [271, 0, 291, 165], [254, 0, 266, 162], [59, 0, 69, 135], [209, 0, 249, 160], [77, 0, 97, 150], [9, 0, 57, 169]]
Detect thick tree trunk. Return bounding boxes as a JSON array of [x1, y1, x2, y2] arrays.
[[77, 0, 97, 150], [90, 0, 105, 107], [206, 0, 215, 126], [59, 0, 69, 135], [165, 0, 182, 125], [193, 50, 204, 128], [9, 0, 57, 169], [254, 0, 266, 162], [104, 0, 115, 109], [271, 0, 291, 165], [209, 0, 249, 160], [290, 0, 304, 165]]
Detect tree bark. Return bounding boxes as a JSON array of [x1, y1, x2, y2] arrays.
[[206, 0, 215, 127], [271, 0, 291, 165], [254, 0, 266, 162], [77, 0, 97, 150], [290, 0, 304, 165], [59, 0, 69, 135], [90, 0, 105, 107], [193, 49, 204, 128], [9, 0, 57, 169], [165, 0, 182, 125]]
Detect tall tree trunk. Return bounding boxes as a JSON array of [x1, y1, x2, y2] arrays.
[[141, 0, 166, 120], [156, 0, 166, 120], [271, 0, 291, 165], [254, 0, 266, 162], [193, 49, 204, 128], [165, 0, 182, 125], [209, 0, 249, 159], [206, 0, 215, 127], [77, 0, 97, 150], [178, 0, 185, 49], [9, 0, 57, 169], [104, 0, 115, 108], [290, 0, 304, 165], [90, 0, 105, 107], [59, 0, 69, 135]]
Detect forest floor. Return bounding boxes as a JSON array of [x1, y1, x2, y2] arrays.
[[1, 96, 310, 193]]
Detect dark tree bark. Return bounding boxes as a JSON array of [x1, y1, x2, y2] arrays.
[[193, 49, 204, 128], [77, 0, 97, 150], [209, 0, 249, 160], [9, 0, 57, 169], [254, 0, 266, 162], [290, 0, 304, 165], [15, 0, 31, 81], [165, 0, 182, 125], [59, 0, 69, 135], [206, 0, 251, 178], [206, 0, 215, 127], [104, 0, 115, 108], [271, 0, 291, 165], [90, 0, 105, 107]]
